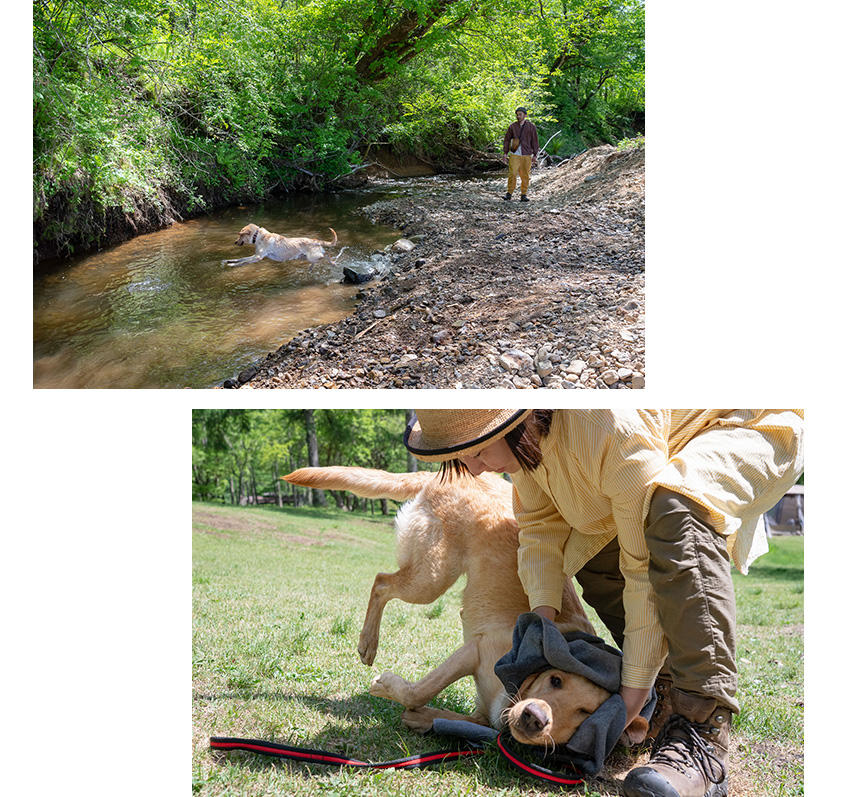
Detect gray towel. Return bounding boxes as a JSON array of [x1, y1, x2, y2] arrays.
[[494, 612, 656, 775]]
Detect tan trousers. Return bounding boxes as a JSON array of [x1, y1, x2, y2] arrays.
[[507, 153, 532, 195]]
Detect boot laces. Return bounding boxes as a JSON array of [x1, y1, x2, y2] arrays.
[[650, 714, 727, 785]]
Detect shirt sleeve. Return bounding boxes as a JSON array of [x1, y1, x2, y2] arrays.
[[513, 477, 572, 613], [593, 413, 671, 688]]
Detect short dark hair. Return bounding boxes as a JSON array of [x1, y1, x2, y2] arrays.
[[503, 409, 553, 470], [438, 410, 554, 481], [516, 106, 528, 115]]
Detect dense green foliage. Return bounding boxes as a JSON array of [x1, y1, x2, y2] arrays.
[[34, 0, 644, 259], [192, 408, 423, 507]]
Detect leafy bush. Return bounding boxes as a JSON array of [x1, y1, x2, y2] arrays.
[[33, 0, 644, 259]]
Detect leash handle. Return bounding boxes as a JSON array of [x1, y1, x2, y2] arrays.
[[209, 736, 482, 770]]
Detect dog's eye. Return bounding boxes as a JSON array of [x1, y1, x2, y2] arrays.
[[550, 675, 563, 689]]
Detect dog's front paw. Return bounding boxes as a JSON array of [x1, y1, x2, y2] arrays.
[[369, 670, 407, 702], [402, 707, 435, 734], [618, 715, 649, 747], [357, 631, 378, 666]]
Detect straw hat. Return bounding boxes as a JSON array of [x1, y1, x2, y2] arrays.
[[404, 409, 532, 462]]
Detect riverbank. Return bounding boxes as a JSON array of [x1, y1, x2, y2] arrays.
[[228, 143, 645, 389]]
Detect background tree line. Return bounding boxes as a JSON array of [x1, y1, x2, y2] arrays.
[[192, 408, 427, 513], [34, 0, 644, 261]]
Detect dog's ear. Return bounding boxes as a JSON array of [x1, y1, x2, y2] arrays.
[[619, 715, 649, 746]]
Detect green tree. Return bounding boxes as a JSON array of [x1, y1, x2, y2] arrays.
[[35, 0, 644, 259], [192, 409, 427, 510]]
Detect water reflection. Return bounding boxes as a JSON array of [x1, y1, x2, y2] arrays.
[[33, 192, 401, 388]]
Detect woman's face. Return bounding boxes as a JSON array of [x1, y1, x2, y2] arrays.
[[460, 438, 521, 475]]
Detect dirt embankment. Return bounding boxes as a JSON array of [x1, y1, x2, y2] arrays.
[[230, 144, 645, 389]]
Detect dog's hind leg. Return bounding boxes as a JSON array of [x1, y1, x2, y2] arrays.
[[401, 705, 491, 733], [369, 639, 479, 711], [358, 560, 460, 666], [358, 505, 464, 666]]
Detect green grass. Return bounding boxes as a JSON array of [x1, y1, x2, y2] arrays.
[[192, 503, 803, 796]]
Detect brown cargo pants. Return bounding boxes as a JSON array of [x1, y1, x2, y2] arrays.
[[574, 487, 738, 712]]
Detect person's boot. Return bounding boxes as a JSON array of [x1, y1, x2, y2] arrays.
[[520, 194, 529, 202], [623, 689, 731, 797], [503, 192, 512, 201], [646, 674, 675, 741]]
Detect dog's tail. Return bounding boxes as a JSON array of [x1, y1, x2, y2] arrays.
[[324, 228, 338, 247], [282, 466, 433, 501]]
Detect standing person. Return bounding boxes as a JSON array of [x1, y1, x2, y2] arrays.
[[503, 106, 539, 201], [404, 409, 804, 797]]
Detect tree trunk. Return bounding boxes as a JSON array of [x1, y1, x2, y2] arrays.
[[354, 1, 460, 83], [288, 453, 297, 505], [274, 463, 283, 507], [405, 409, 418, 472], [304, 409, 326, 507]]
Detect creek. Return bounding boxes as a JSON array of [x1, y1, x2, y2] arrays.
[[33, 190, 403, 388]]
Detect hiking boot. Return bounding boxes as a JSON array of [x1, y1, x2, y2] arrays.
[[646, 674, 675, 741], [503, 192, 512, 201], [520, 194, 529, 202], [623, 689, 731, 797]]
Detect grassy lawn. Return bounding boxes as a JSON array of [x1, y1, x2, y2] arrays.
[[192, 502, 803, 796]]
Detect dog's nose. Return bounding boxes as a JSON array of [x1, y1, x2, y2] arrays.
[[519, 702, 549, 734]]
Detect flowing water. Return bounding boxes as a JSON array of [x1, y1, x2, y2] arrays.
[[33, 191, 402, 388]]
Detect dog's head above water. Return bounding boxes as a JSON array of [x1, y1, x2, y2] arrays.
[[235, 224, 261, 246], [505, 668, 649, 748]]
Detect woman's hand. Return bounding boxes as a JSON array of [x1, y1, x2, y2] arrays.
[[532, 605, 558, 622], [620, 685, 651, 727]]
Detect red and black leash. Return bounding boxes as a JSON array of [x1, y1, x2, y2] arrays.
[[210, 732, 585, 786], [209, 735, 482, 770], [495, 733, 585, 786]]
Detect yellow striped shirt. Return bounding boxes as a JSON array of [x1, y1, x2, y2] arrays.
[[511, 409, 804, 689]]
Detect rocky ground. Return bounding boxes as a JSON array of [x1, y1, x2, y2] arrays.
[[229, 143, 645, 389]]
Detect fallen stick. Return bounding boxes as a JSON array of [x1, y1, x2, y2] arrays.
[[355, 316, 387, 341]]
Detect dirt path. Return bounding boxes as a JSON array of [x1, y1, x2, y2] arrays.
[[230, 144, 645, 389]]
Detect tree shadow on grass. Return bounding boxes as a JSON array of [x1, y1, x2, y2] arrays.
[[253, 503, 398, 526], [741, 565, 803, 585], [200, 688, 631, 793], [204, 690, 461, 776]]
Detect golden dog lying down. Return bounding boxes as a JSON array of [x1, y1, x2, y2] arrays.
[[224, 223, 338, 267], [281, 466, 648, 749]]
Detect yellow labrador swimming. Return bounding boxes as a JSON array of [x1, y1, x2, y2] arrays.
[[224, 223, 338, 267], [281, 466, 649, 749]]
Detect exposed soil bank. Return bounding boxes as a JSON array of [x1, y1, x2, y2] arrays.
[[33, 143, 499, 269], [229, 144, 644, 390]]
